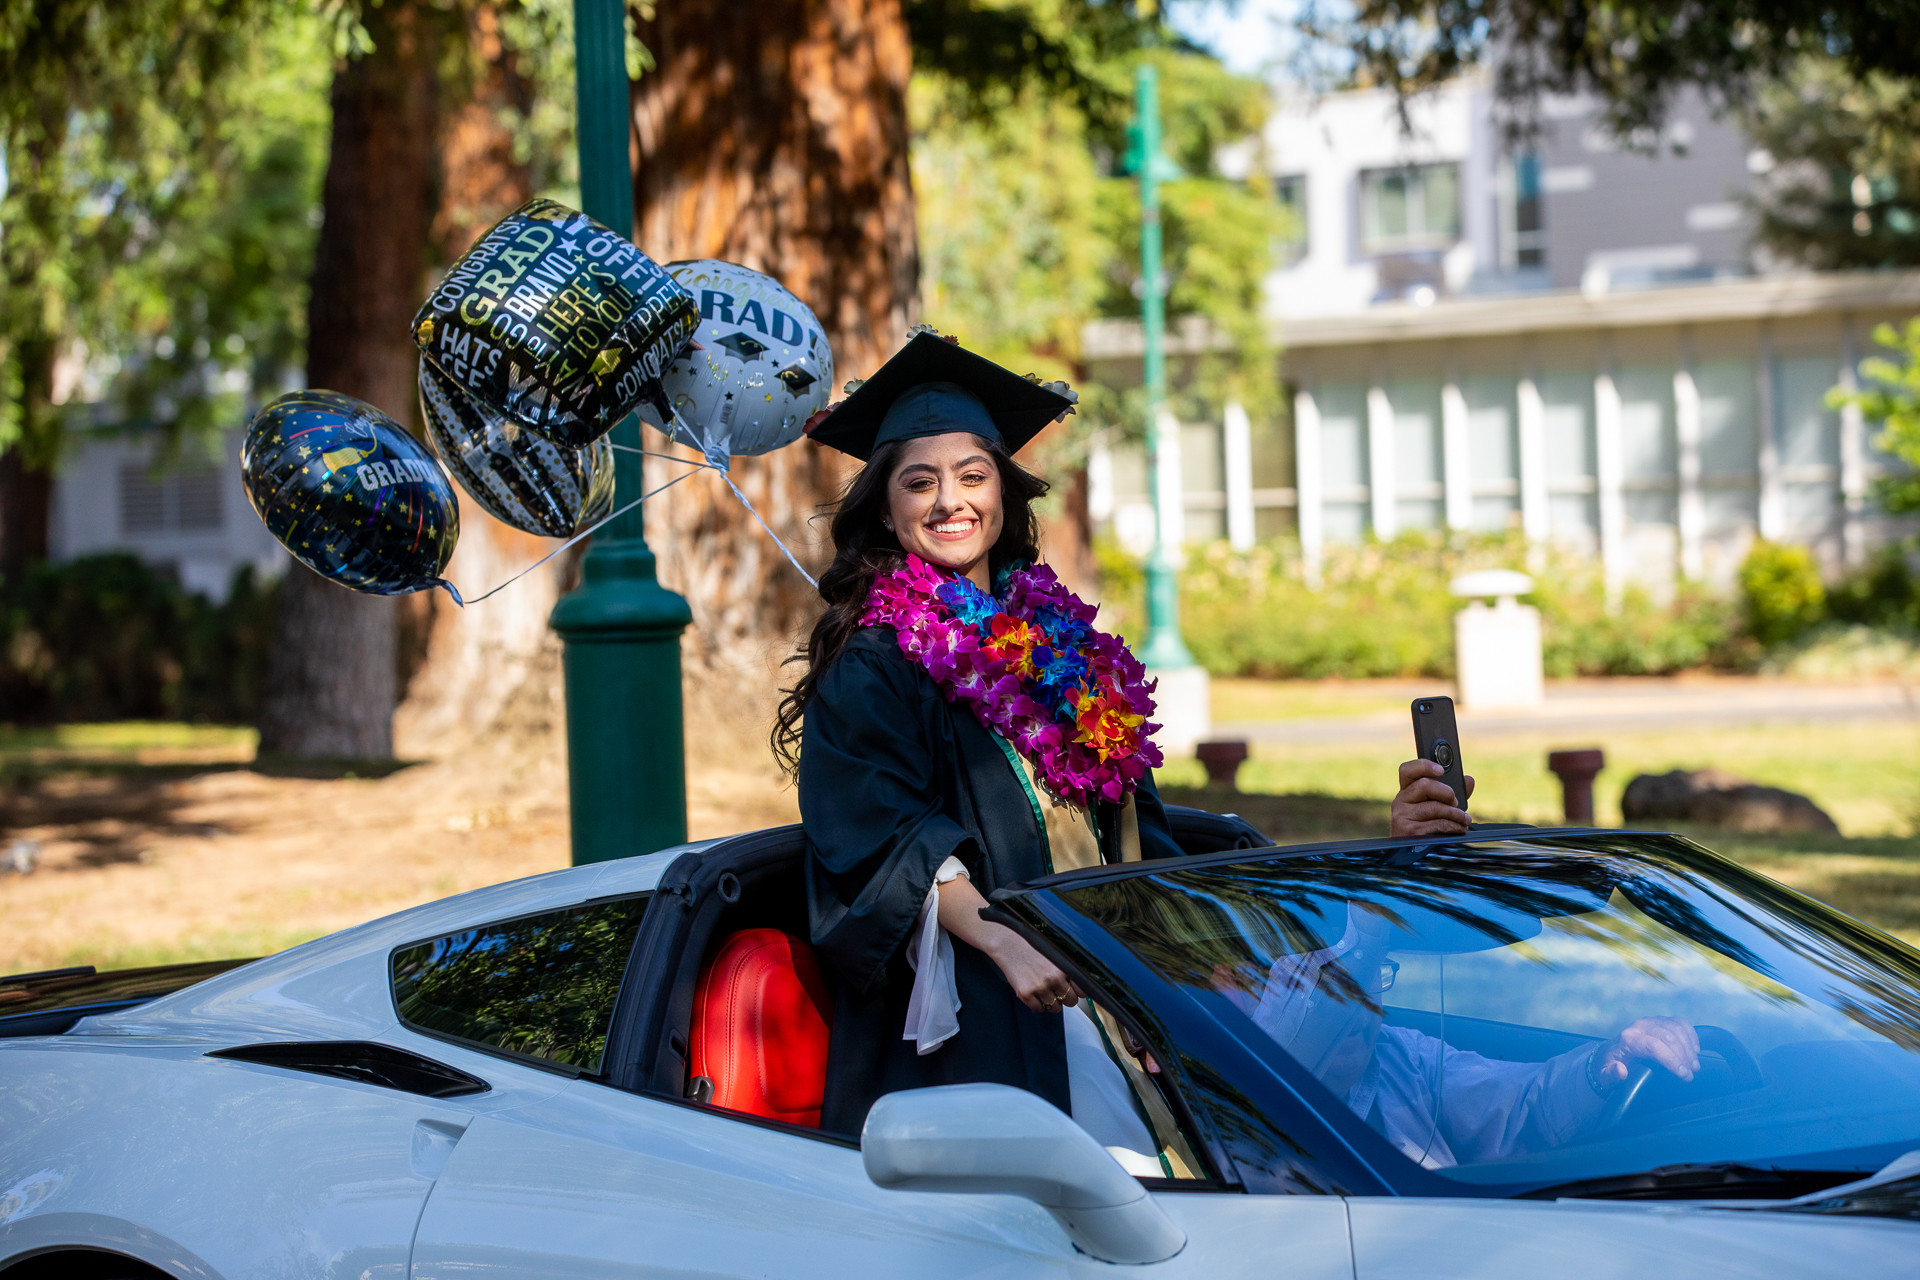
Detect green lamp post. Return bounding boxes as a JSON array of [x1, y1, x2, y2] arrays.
[[1125, 63, 1194, 670], [548, 0, 693, 864]]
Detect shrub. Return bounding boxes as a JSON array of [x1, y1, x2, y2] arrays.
[[0, 553, 278, 724], [1096, 532, 1740, 680], [1739, 541, 1827, 646], [1827, 546, 1920, 632]]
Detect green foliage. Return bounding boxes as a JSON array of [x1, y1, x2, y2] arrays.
[[1298, 0, 1920, 145], [912, 81, 1111, 384], [913, 41, 1288, 457], [1096, 533, 1741, 679], [1739, 541, 1828, 647], [1826, 546, 1920, 632], [1834, 318, 1920, 514], [0, 553, 277, 724], [1746, 61, 1920, 270], [0, 1, 326, 468]]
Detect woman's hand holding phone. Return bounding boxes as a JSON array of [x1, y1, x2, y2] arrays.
[[1391, 759, 1475, 837]]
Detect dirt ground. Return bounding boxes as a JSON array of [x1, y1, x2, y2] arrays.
[[0, 696, 802, 976]]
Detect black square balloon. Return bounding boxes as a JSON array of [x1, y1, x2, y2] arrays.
[[412, 198, 699, 449]]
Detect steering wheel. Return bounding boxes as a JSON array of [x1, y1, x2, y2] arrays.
[[1599, 1024, 1762, 1128]]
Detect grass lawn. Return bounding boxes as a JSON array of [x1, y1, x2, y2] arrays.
[[0, 721, 257, 766], [1157, 720, 1920, 837]]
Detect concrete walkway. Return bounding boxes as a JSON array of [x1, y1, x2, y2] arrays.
[[1215, 678, 1920, 746]]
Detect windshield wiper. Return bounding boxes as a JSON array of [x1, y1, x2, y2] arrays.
[[1520, 1162, 1866, 1202]]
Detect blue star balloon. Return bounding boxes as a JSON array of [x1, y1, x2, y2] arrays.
[[242, 390, 461, 598]]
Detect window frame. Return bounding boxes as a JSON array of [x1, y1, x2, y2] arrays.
[[387, 890, 654, 1081], [1357, 162, 1462, 256], [1274, 172, 1310, 266]]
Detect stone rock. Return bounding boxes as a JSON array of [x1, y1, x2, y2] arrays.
[[1620, 769, 1840, 835]]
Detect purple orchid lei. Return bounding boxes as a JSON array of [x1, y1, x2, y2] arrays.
[[860, 554, 1163, 806]]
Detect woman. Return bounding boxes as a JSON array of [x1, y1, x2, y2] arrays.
[[775, 332, 1471, 1140]]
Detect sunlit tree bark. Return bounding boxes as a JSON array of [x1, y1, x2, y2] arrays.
[[629, 0, 919, 687]]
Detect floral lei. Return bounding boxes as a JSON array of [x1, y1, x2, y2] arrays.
[[860, 554, 1162, 806]]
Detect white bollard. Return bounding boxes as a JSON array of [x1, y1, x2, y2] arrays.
[[1148, 665, 1212, 758], [1451, 570, 1543, 710]]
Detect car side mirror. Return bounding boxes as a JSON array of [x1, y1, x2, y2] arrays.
[[861, 1083, 1187, 1265]]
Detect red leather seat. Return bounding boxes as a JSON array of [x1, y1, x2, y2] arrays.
[[689, 928, 835, 1128]]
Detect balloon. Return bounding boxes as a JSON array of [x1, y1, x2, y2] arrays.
[[411, 198, 699, 450], [242, 390, 460, 597], [635, 259, 834, 460], [418, 358, 615, 539]]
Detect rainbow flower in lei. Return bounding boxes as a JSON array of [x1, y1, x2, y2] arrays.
[[860, 554, 1163, 806]]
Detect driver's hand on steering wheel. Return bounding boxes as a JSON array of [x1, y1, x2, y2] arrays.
[[1596, 1016, 1700, 1085]]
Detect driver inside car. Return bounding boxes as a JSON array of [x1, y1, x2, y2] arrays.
[[1215, 906, 1702, 1169]]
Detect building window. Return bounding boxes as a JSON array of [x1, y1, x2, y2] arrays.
[[1508, 154, 1544, 268], [1275, 173, 1308, 264], [118, 463, 226, 535], [1359, 163, 1460, 254]]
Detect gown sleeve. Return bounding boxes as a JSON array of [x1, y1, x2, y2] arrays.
[[1132, 771, 1186, 860], [801, 644, 979, 997]]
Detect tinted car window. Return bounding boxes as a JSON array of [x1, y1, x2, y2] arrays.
[[1054, 837, 1920, 1192], [391, 895, 648, 1074]]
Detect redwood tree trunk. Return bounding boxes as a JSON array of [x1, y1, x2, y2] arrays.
[[396, 5, 573, 757], [257, 1, 444, 759], [629, 0, 918, 680]]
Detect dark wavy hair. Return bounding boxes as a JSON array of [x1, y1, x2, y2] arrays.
[[771, 435, 1050, 776]]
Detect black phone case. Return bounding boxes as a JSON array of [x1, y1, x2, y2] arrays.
[[1411, 696, 1469, 810]]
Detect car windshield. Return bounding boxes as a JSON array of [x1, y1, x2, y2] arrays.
[[1054, 834, 1920, 1191]]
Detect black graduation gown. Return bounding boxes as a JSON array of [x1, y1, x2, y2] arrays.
[[800, 625, 1184, 1136]]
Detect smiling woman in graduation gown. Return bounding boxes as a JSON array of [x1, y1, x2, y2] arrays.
[[774, 333, 1183, 1136]]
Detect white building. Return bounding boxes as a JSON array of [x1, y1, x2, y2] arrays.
[[1088, 77, 1920, 590], [49, 424, 286, 601]]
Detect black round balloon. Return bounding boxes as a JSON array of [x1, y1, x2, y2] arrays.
[[418, 359, 615, 539], [242, 390, 460, 596]]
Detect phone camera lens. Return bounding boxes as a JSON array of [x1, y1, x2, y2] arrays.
[[1417, 702, 1432, 714]]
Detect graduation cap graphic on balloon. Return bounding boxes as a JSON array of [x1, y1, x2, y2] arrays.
[[776, 363, 818, 396], [713, 331, 770, 362]]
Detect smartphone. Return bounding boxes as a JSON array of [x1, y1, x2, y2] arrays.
[[1411, 696, 1469, 811]]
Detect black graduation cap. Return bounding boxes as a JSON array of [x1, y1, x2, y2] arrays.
[[806, 332, 1074, 461]]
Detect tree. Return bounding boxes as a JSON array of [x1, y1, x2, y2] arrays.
[[1297, 0, 1920, 142], [0, 0, 302, 579], [1744, 60, 1920, 269], [1833, 318, 1920, 515], [395, 0, 582, 756], [256, 0, 464, 760], [627, 0, 920, 685]]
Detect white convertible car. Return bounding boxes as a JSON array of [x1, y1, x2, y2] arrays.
[[3, 812, 1917, 1279]]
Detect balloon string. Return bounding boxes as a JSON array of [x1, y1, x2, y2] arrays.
[[451, 465, 707, 606], [619, 433, 819, 586], [721, 471, 819, 588], [609, 444, 710, 465]]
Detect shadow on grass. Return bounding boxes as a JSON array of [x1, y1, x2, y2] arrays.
[[0, 754, 424, 869]]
